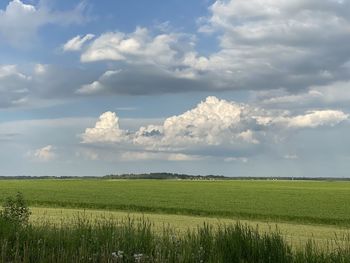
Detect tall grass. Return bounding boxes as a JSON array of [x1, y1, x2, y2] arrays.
[[0, 216, 350, 263]]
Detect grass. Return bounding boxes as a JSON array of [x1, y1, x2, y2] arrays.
[[30, 207, 350, 249], [1, 215, 350, 263], [0, 179, 350, 226]]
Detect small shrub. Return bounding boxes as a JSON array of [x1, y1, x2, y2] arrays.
[[1, 192, 31, 225]]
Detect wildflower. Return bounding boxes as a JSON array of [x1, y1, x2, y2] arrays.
[[112, 251, 124, 259], [134, 253, 143, 262]]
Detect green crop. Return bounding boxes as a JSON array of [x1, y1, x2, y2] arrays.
[[0, 179, 349, 226]]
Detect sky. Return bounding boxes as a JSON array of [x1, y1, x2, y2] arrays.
[[1, 0, 350, 177]]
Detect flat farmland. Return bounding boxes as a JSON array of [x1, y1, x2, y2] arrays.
[[1, 179, 350, 226]]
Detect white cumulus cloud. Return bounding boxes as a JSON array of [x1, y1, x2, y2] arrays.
[[76, 27, 213, 95], [81, 96, 348, 161], [81, 111, 127, 143], [80, 27, 192, 66]]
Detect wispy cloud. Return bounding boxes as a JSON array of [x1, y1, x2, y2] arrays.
[[28, 145, 57, 162]]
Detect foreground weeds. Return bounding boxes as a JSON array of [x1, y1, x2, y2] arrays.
[[0, 216, 349, 263]]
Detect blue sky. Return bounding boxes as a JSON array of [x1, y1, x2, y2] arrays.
[[1, 0, 350, 177]]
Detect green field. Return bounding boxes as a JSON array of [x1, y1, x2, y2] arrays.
[[1, 179, 350, 262], [1, 179, 350, 226]]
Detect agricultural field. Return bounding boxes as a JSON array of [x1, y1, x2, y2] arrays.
[[1, 179, 350, 262], [0, 179, 350, 226]]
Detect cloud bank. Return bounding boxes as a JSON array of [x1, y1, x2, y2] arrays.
[[65, 0, 350, 97], [81, 96, 348, 161], [3, 0, 350, 109]]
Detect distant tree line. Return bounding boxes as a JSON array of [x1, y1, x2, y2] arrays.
[[103, 173, 350, 181], [103, 172, 227, 180], [0, 174, 350, 181]]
